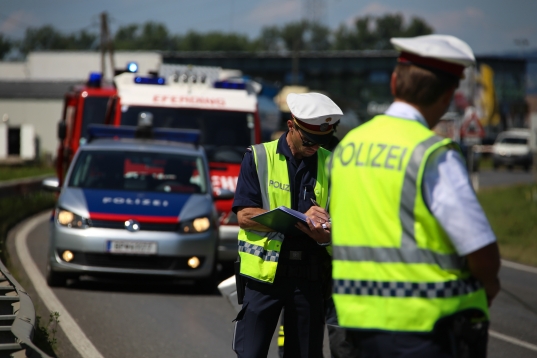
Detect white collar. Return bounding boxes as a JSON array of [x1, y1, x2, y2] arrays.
[[384, 102, 429, 128]]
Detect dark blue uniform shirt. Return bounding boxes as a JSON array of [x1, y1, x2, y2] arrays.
[[232, 131, 321, 214], [232, 132, 324, 254]]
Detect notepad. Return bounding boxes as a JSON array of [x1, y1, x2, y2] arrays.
[[250, 206, 308, 236]]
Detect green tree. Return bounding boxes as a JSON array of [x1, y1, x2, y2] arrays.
[[0, 34, 12, 59], [269, 20, 331, 52], [20, 25, 97, 54], [334, 13, 433, 50]]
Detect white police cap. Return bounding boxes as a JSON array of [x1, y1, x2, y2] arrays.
[[390, 34, 475, 78], [286, 93, 343, 142]]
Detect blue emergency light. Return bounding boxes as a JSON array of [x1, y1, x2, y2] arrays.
[[87, 72, 102, 87], [214, 80, 246, 90], [126, 62, 138, 73], [134, 76, 166, 85], [87, 125, 200, 146]]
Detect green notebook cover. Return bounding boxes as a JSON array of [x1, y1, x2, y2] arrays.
[[250, 206, 308, 236]]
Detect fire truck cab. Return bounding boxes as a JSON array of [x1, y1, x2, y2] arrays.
[[108, 65, 262, 261], [56, 73, 117, 185]]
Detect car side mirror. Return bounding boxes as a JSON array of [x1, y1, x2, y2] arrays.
[[213, 188, 234, 201], [42, 177, 61, 193], [58, 121, 66, 140]]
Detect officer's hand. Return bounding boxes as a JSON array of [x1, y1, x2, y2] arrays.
[[296, 218, 331, 244], [304, 206, 330, 226]]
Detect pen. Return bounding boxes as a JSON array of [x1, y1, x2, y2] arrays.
[[310, 198, 331, 229]]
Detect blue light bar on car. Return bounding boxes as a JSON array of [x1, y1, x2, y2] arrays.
[[134, 76, 166, 85], [214, 80, 246, 90], [87, 125, 200, 145]]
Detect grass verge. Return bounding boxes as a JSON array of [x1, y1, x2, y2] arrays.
[[477, 183, 537, 267], [0, 165, 55, 182]]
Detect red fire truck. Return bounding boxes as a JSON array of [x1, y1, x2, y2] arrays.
[[56, 72, 117, 185], [105, 65, 262, 261]]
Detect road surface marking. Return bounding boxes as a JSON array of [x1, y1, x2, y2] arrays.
[[14, 212, 104, 358], [502, 260, 537, 275], [490, 330, 537, 352]]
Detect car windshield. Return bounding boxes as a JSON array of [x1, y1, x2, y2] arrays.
[[120, 106, 254, 163], [80, 97, 110, 139], [69, 150, 207, 194], [499, 137, 528, 145]]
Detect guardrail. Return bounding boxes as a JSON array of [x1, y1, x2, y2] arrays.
[[0, 176, 53, 357], [0, 260, 51, 358]]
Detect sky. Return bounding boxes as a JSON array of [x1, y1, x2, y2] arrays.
[[1, 0, 536, 55]]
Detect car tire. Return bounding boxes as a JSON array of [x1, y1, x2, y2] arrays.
[[493, 162, 499, 170], [524, 165, 531, 172], [46, 265, 68, 287]]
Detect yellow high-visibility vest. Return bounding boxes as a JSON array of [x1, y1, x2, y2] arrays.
[[330, 114, 489, 332], [238, 139, 331, 283]]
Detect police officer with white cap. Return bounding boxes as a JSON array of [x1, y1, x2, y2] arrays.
[[330, 34, 501, 357], [232, 92, 341, 357]]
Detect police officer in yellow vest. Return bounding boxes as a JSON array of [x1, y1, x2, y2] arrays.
[[232, 93, 341, 358], [330, 35, 501, 357]]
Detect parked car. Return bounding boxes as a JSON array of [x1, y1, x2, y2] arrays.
[[492, 129, 533, 171], [42, 124, 233, 289]]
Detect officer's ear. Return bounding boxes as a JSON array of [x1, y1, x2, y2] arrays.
[[390, 72, 398, 97], [286, 119, 294, 131]]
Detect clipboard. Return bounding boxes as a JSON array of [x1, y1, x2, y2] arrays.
[[250, 206, 308, 236]]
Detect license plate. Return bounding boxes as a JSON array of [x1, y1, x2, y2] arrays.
[[107, 241, 157, 255]]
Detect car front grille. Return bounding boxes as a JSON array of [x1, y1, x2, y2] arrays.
[[57, 250, 205, 270], [90, 220, 178, 232]]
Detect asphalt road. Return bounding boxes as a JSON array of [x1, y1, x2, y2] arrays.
[[6, 214, 535, 358], [6, 169, 537, 357], [478, 168, 536, 189]]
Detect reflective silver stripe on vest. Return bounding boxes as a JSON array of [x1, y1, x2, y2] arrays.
[[332, 246, 464, 271], [252, 144, 270, 210], [239, 240, 279, 262], [333, 278, 481, 298], [400, 135, 444, 248]]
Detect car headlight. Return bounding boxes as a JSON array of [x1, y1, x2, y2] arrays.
[[56, 209, 88, 229], [180, 217, 211, 233]]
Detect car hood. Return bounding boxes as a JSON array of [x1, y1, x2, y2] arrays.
[[58, 188, 212, 222]]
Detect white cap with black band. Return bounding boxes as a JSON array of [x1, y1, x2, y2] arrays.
[[286, 92, 343, 143], [390, 34, 475, 78]]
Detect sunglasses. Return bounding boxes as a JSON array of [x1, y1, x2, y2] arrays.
[[295, 127, 326, 147]]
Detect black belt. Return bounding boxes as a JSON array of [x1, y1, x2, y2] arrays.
[[277, 251, 320, 281]]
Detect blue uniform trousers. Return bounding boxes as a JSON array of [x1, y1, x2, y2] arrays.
[[233, 276, 325, 358]]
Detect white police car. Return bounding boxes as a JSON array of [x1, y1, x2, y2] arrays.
[[43, 124, 232, 289]]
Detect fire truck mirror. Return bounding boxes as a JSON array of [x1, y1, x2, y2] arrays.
[[58, 121, 67, 140]]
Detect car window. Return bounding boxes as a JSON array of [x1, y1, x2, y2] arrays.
[[499, 137, 528, 145], [69, 150, 207, 194]]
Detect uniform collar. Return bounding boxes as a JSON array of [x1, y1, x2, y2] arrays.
[[384, 101, 429, 128]]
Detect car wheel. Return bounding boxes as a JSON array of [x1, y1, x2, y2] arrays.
[[507, 165, 514, 171], [493, 162, 499, 170], [524, 164, 531, 172], [46, 264, 68, 287]]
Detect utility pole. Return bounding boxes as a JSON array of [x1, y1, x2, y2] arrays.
[[100, 12, 115, 80]]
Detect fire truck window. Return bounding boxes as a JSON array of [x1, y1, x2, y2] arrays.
[[120, 107, 253, 163], [80, 97, 111, 139], [68, 150, 206, 194]]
